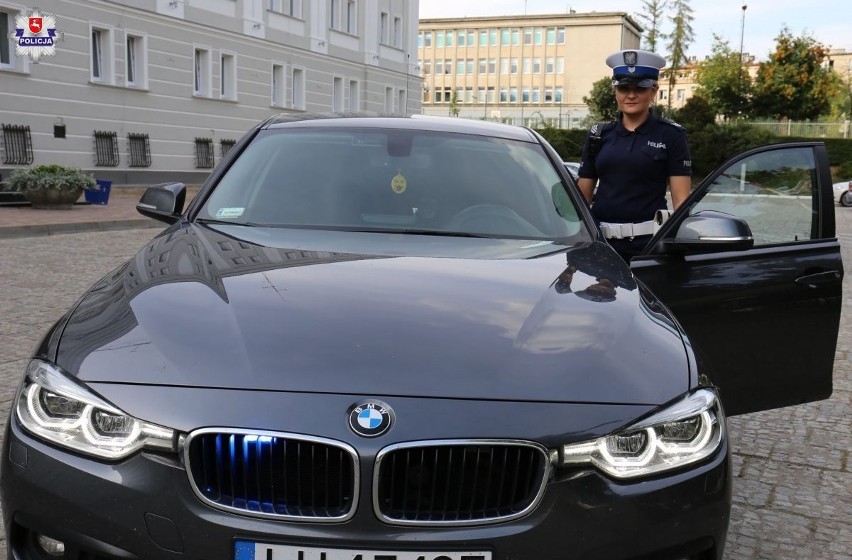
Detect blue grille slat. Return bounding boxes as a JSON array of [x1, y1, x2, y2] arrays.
[[187, 431, 356, 520]]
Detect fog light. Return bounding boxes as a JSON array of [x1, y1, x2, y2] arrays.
[[36, 534, 65, 556]]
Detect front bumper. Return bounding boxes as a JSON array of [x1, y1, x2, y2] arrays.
[[1, 416, 731, 560]]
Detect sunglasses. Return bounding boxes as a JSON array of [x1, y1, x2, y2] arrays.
[[615, 84, 653, 94]]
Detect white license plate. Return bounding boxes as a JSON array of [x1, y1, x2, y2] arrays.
[[234, 541, 491, 560]]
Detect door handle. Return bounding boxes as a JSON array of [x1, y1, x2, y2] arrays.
[[794, 270, 842, 288]]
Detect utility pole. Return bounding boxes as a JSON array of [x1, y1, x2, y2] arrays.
[[738, 4, 747, 117]]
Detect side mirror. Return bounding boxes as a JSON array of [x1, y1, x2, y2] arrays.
[[136, 183, 187, 224], [667, 210, 754, 253]]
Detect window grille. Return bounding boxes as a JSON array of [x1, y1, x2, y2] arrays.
[[93, 130, 119, 166], [1, 124, 34, 165], [195, 137, 214, 168], [128, 133, 151, 167], [220, 139, 236, 158]]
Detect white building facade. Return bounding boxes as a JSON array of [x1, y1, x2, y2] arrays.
[[0, 0, 421, 186]]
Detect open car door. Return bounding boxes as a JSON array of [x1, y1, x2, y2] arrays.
[[631, 142, 843, 416]]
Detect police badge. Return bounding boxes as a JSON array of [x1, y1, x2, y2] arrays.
[[623, 51, 638, 66]]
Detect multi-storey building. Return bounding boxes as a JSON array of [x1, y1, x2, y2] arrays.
[[417, 12, 642, 128], [0, 0, 420, 187]]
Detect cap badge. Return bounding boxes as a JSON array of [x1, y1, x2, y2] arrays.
[[623, 51, 638, 65]]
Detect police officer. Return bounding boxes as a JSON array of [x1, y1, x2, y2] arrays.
[[577, 49, 692, 262]]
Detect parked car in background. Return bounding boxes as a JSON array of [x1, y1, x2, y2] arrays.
[[833, 179, 852, 206], [563, 160, 580, 180], [1, 115, 842, 560]]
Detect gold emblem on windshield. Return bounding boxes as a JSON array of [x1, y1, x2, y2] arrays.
[[391, 172, 407, 194]]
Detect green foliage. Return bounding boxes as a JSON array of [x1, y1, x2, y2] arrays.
[[752, 28, 840, 120], [694, 35, 752, 119], [637, 0, 669, 52], [664, 0, 695, 111], [837, 160, 852, 181], [7, 164, 96, 192], [582, 77, 618, 122], [671, 95, 716, 132], [534, 126, 587, 160], [686, 123, 776, 181]]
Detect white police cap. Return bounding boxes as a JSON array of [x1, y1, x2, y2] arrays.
[[606, 50, 666, 87]]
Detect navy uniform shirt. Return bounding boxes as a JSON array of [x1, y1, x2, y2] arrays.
[[578, 110, 692, 224]]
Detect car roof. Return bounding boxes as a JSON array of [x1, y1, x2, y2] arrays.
[[263, 113, 540, 143]]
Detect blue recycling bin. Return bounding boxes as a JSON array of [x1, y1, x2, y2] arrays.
[[84, 179, 112, 205]]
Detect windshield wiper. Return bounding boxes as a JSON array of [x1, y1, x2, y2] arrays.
[[195, 218, 264, 227], [340, 226, 494, 238]]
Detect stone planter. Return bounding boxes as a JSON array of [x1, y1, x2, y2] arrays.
[[23, 187, 83, 210]]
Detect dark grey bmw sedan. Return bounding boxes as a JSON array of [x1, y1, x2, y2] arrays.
[[1, 115, 842, 560]]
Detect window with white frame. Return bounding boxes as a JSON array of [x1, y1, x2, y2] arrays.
[[398, 89, 407, 114], [1, 9, 13, 67], [90, 24, 115, 84], [291, 66, 305, 110], [392, 16, 402, 48], [333, 76, 344, 112], [330, 0, 340, 30], [220, 51, 237, 100], [268, 0, 282, 12], [348, 79, 360, 111], [379, 12, 389, 44], [345, 1, 356, 34], [384, 86, 394, 113], [125, 32, 148, 88], [194, 46, 212, 97], [289, 0, 302, 18], [271, 63, 285, 107]]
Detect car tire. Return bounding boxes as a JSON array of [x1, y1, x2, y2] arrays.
[[841, 192, 852, 207]]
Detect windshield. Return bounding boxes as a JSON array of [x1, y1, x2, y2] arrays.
[[198, 127, 584, 241]]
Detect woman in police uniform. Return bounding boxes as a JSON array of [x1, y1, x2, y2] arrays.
[[576, 49, 692, 262]]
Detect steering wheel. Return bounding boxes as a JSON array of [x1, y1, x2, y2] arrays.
[[445, 204, 544, 237]]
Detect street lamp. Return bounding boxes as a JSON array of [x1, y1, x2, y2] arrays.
[[738, 4, 747, 117]]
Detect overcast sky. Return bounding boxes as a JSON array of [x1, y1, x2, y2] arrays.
[[419, 0, 850, 62]]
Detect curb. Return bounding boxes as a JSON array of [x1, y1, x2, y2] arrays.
[[0, 219, 163, 239]]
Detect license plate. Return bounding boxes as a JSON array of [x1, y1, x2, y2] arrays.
[[234, 541, 491, 560]]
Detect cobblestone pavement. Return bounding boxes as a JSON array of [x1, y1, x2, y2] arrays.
[[0, 215, 849, 559]]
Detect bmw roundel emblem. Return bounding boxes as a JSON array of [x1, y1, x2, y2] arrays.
[[348, 400, 394, 437]]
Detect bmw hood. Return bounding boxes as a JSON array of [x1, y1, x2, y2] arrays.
[[55, 225, 691, 405]]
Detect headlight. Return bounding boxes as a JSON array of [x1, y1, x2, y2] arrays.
[[15, 360, 175, 460], [557, 389, 723, 479]]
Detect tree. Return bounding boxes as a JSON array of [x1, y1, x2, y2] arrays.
[[582, 77, 618, 122], [694, 35, 752, 119], [636, 0, 668, 52], [671, 95, 716, 133], [664, 0, 695, 111], [751, 28, 839, 120], [449, 91, 460, 117]]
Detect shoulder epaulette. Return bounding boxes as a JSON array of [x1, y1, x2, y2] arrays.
[[658, 116, 685, 130]]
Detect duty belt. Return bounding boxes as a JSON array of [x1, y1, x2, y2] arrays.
[[599, 220, 656, 239]]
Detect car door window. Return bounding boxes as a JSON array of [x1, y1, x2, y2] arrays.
[[687, 147, 816, 245]]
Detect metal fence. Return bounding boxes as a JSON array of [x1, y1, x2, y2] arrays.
[[744, 120, 851, 139]]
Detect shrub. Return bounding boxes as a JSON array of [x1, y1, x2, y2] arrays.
[[7, 164, 96, 193]]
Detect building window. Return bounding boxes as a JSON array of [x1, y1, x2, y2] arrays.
[[443, 58, 451, 74], [533, 57, 541, 74], [556, 57, 564, 74], [479, 30, 487, 46], [271, 63, 285, 107], [125, 32, 148, 88], [1, 10, 13, 67], [489, 29, 497, 46], [445, 30, 453, 47], [291, 67, 305, 110], [488, 58, 496, 74], [346, 1, 357, 34], [348, 79, 360, 111], [486, 87, 494, 103], [524, 28, 532, 45], [534, 28, 542, 45], [532, 88, 540, 103], [501, 28, 509, 45], [522, 57, 530, 74], [220, 51, 237, 100], [511, 29, 519, 45], [194, 46, 212, 97], [93, 131, 119, 167], [221, 139, 236, 157], [546, 57, 554, 74], [500, 58, 508, 74], [330, 0, 340, 30], [398, 89, 407, 113], [555, 87, 563, 103], [90, 25, 115, 84], [392, 16, 401, 47], [384, 86, 394, 112], [290, 0, 302, 19], [380, 12, 388, 44], [544, 87, 553, 102], [333, 76, 344, 112], [423, 31, 431, 47], [509, 87, 517, 103], [557, 27, 565, 43], [127, 133, 151, 167], [499, 87, 507, 103], [421, 60, 430, 75], [456, 60, 464, 75], [1, 124, 34, 165], [522, 88, 529, 103], [510, 58, 518, 74], [194, 137, 214, 168]]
